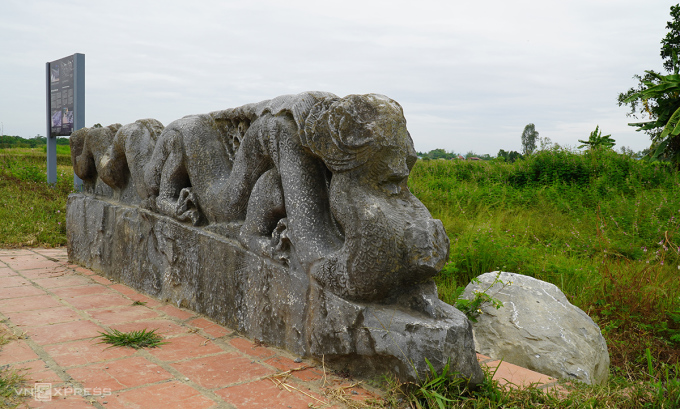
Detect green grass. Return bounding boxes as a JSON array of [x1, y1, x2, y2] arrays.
[[0, 148, 74, 247], [398, 148, 680, 407], [96, 328, 166, 349], [0, 368, 28, 409], [2, 146, 680, 407], [383, 359, 680, 408]]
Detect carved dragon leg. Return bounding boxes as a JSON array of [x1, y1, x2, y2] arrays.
[[238, 168, 287, 259], [146, 128, 201, 225], [211, 117, 273, 223]]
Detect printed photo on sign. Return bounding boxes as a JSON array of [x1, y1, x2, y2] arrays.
[[51, 110, 62, 127], [62, 108, 73, 127], [50, 66, 59, 83]]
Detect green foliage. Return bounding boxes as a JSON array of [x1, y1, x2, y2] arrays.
[[451, 272, 508, 323], [618, 5, 680, 167], [621, 70, 680, 165], [521, 123, 539, 155], [402, 359, 468, 409], [97, 328, 167, 349], [384, 349, 680, 408], [408, 148, 680, 358], [577, 125, 615, 150], [419, 149, 458, 160], [496, 149, 523, 163], [645, 348, 680, 407], [0, 135, 70, 149], [661, 5, 680, 74]]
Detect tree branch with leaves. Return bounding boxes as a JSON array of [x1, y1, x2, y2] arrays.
[[618, 4, 680, 166]]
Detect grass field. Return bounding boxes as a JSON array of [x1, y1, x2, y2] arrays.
[[1, 146, 679, 407], [411, 150, 680, 365], [0, 148, 73, 247]]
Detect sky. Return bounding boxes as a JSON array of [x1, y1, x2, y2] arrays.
[[1, 0, 677, 155]]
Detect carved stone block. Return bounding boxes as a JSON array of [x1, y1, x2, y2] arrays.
[[66, 92, 483, 383]]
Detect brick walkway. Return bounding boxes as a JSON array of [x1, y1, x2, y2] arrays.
[[0, 248, 561, 408]]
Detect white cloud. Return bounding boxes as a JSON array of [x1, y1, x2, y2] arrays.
[[0, 0, 676, 154]]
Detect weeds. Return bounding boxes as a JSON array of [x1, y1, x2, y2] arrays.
[[96, 329, 166, 349], [0, 368, 28, 409], [0, 327, 27, 408], [448, 272, 508, 323]]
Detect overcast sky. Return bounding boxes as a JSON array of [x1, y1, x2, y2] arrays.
[[1, 0, 676, 155]]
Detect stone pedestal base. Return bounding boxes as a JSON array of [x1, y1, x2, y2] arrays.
[[67, 193, 483, 383]]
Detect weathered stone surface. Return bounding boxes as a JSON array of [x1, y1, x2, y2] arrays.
[[67, 194, 483, 383], [67, 92, 483, 383], [462, 272, 609, 385]]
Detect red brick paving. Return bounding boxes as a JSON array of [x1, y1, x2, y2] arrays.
[[51, 284, 111, 298], [0, 339, 41, 364], [27, 395, 94, 408], [187, 317, 233, 338], [0, 268, 17, 277], [145, 334, 223, 361], [27, 320, 106, 345], [170, 352, 274, 389], [105, 381, 216, 409], [66, 356, 174, 392], [13, 359, 63, 383], [65, 292, 131, 310], [0, 294, 63, 312], [265, 356, 325, 382], [89, 275, 113, 285], [18, 267, 72, 280], [85, 305, 161, 325], [0, 285, 46, 299], [0, 248, 562, 408], [32, 275, 93, 289], [42, 339, 136, 368], [109, 319, 187, 336], [0, 275, 32, 287], [229, 337, 277, 359], [216, 378, 331, 409], [156, 304, 195, 320], [6, 306, 81, 327]]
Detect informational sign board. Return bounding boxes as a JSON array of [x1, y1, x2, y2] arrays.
[[46, 54, 84, 187], [48, 56, 76, 136]]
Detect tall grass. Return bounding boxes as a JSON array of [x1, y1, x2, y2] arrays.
[[410, 148, 680, 373]]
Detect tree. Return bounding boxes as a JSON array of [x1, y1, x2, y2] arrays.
[[521, 123, 539, 155], [618, 4, 680, 166], [497, 149, 523, 163], [578, 126, 615, 150], [662, 5, 680, 74]]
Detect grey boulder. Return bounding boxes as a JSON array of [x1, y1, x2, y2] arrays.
[[462, 272, 609, 385]]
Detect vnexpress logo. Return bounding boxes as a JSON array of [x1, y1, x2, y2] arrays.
[[34, 383, 52, 402], [14, 383, 112, 401]]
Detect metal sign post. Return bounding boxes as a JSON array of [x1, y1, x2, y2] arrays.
[[46, 53, 84, 188]]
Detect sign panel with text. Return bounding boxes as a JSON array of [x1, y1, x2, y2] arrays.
[[45, 53, 84, 186], [48, 55, 76, 137]]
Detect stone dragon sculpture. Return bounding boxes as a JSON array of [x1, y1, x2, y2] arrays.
[[71, 92, 449, 301]]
